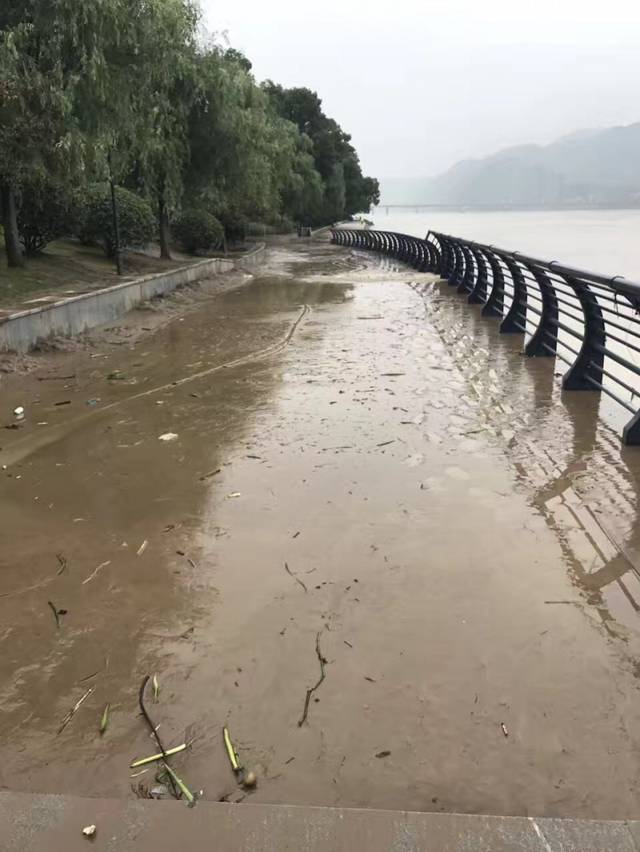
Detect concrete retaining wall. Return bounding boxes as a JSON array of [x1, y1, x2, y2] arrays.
[[0, 243, 266, 354]]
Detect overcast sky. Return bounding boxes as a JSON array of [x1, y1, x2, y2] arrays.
[[203, 0, 640, 180]]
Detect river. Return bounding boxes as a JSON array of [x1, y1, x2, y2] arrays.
[[372, 208, 640, 280]]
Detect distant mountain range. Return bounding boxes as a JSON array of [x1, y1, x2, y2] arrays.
[[381, 123, 640, 208]]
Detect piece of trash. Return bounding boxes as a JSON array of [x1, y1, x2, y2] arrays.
[[343, 640, 353, 648], [82, 560, 110, 585], [150, 784, 169, 799], [243, 770, 257, 789], [158, 432, 178, 442], [56, 553, 67, 575], [285, 756, 295, 765], [298, 632, 326, 727], [136, 540, 148, 556], [58, 687, 93, 734], [130, 743, 187, 768], [82, 825, 96, 838], [223, 726, 242, 776], [292, 531, 300, 539], [364, 676, 377, 683], [13, 406, 24, 419], [284, 562, 307, 593], [376, 440, 395, 447], [107, 371, 126, 381], [86, 398, 100, 407], [226, 492, 241, 499], [375, 750, 391, 758], [130, 768, 149, 778], [152, 674, 160, 701], [163, 763, 195, 806], [54, 400, 71, 406], [99, 703, 110, 734], [501, 723, 509, 738], [48, 600, 67, 628], [199, 468, 221, 480]]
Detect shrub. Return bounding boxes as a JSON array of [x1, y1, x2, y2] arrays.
[[77, 185, 155, 257], [173, 208, 224, 254], [18, 180, 77, 255], [220, 212, 249, 244]]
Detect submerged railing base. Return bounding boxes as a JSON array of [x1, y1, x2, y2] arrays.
[[331, 227, 640, 446]]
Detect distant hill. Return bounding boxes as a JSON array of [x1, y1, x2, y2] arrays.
[[381, 123, 640, 208]]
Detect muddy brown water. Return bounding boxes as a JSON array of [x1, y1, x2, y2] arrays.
[[2, 241, 640, 818]]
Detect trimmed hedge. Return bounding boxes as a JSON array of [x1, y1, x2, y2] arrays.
[[173, 208, 224, 254], [77, 185, 155, 257]]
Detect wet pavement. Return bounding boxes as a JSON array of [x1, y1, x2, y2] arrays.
[[2, 240, 640, 819]]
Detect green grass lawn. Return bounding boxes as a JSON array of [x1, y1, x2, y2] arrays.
[[0, 237, 194, 312]]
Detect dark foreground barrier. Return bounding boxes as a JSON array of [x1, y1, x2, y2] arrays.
[[331, 227, 640, 445]]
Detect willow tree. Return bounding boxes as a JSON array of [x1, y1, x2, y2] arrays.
[[125, 0, 200, 258]]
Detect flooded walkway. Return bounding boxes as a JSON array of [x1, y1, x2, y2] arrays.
[[2, 240, 640, 819]]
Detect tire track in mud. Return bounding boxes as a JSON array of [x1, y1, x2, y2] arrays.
[[2, 304, 310, 466]]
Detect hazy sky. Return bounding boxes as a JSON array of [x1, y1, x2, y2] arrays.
[[203, 0, 640, 180]]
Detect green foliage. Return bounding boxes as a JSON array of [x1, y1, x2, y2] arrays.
[[17, 179, 78, 254], [0, 1, 377, 270], [173, 208, 223, 254], [78, 185, 155, 257]]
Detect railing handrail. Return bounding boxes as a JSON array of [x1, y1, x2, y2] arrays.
[[330, 226, 640, 446], [431, 231, 640, 302]]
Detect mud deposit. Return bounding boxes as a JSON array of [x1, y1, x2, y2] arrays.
[[2, 241, 640, 818]]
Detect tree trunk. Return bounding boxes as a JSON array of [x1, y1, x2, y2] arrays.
[[158, 195, 171, 260], [1, 183, 24, 268]]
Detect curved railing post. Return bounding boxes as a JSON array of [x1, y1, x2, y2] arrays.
[[500, 254, 527, 334], [481, 250, 505, 319], [458, 245, 476, 295], [523, 264, 559, 357], [468, 246, 489, 304], [561, 277, 605, 391]]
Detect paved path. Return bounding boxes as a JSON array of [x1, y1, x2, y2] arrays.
[[2, 241, 640, 838]]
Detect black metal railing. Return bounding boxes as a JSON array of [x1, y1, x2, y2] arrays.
[[331, 227, 640, 445]]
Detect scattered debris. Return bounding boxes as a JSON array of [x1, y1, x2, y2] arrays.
[[37, 374, 76, 381], [376, 440, 395, 448], [246, 454, 261, 460], [243, 770, 257, 789], [82, 825, 96, 838], [163, 764, 195, 805], [150, 784, 169, 799], [292, 531, 300, 539], [343, 640, 353, 649], [298, 632, 327, 727], [13, 406, 24, 420], [199, 468, 221, 481], [86, 398, 100, 407], [136, 540, 148, 557], [364, 676, 377, 683], [58, 687, 93, 734], [54, 400, 71, 406], [501, 723, 509, 738], [99, 703, 110, 734], [152, 674, 160, 702], [158, 432, 178, 442], [82, 561, 110, 585], [56, 553, 67, 575], [48, 600, 67, 628], [380, 372, 405, 377], [130, 743, 188, 769], [284, 562, 307, 593], [226, 492, 241, 499], [375, 750, 391, 759], [285, 756, 295, 765], [138, 675, 179, 799]]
